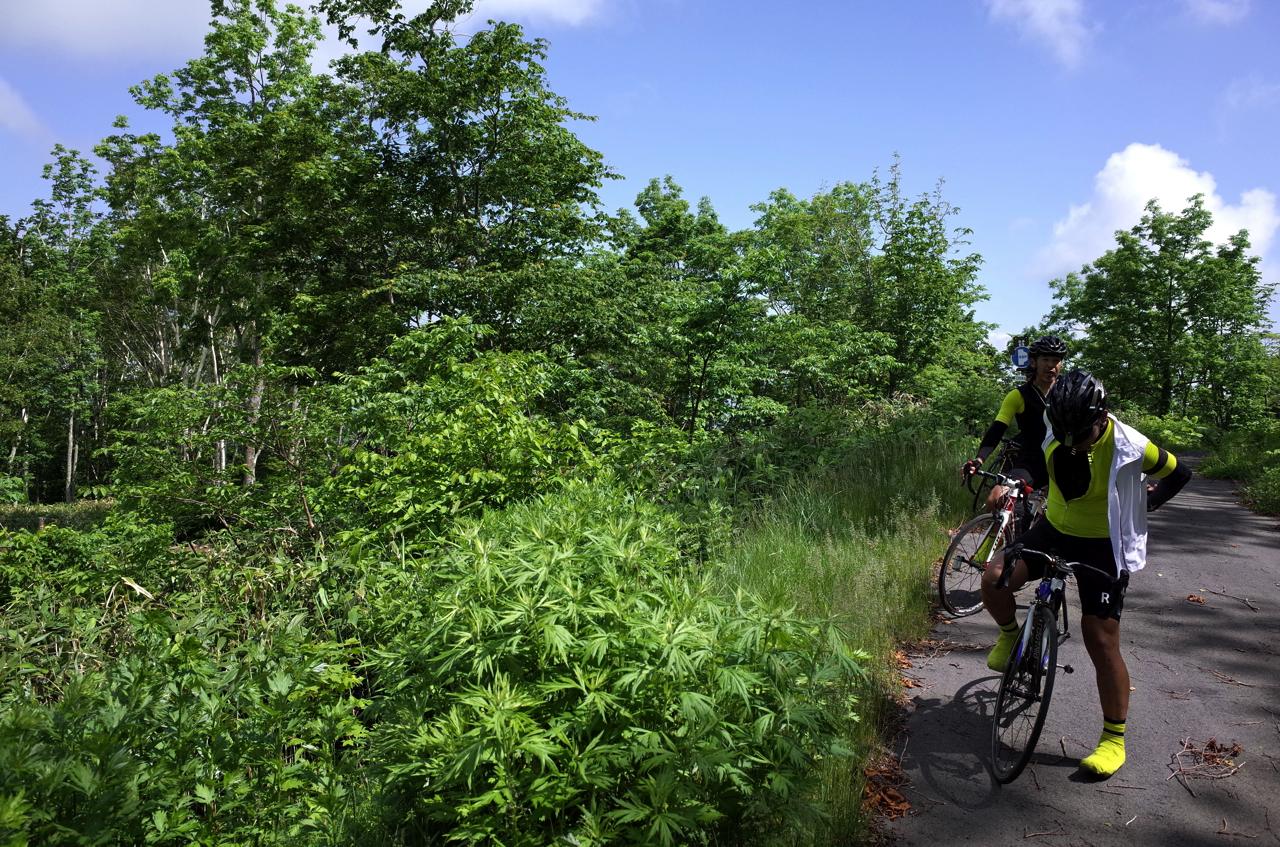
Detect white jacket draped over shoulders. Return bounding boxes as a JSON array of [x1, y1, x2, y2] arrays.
[[1042, 414, 1151, 573]]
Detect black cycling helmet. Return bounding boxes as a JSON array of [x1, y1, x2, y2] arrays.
[[1046, 369, 1108, 448], [1029, 335, 1068, 358]]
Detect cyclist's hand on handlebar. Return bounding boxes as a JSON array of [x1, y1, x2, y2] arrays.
[[962, 458, 981, 478]]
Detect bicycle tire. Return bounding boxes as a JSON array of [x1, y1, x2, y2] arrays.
[[970, 476, 994, 513], [991, 602, 1058, 783], [938, 513, 1002, 617]]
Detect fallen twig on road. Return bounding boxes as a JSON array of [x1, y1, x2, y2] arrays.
[[1023, 823, 1064, 839], [1206, 668, 1256, 687], [1167, 737, 1246, 794], [1204, 587, 1260, 611], [1216, 817, 1258, 839]]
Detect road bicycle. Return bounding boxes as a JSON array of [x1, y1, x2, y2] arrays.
[[989, 543, 1117, 783], [965, 437, 1019, 513], [937, 469, 1041, 617]]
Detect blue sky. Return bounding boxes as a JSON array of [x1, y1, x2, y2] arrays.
[[3, 0, 1279, 339]]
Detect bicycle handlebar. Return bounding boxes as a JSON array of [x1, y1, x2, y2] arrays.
[[995, 543, 1119, 590], [965, 468, 1033, 497]]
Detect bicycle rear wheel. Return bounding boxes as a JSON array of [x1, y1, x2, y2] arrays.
[[938, 513, 1002, 617], [991, 602, 1058, 783]]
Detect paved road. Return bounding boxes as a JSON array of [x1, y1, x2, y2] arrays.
[[887, 469, 1280, 846]]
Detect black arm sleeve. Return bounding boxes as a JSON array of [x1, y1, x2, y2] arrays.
[[1146, 463, 1192, 512], [977, 420, 1009, 460]]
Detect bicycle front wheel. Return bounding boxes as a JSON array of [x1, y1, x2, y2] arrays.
[[969, 475, 992, 512], [938, 513, 1002, 617], [991, 602, 1058, 783]]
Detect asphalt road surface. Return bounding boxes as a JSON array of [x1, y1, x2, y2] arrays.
[[887, 468, 1280, 846]]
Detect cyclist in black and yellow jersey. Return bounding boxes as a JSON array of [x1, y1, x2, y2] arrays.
[[980, 370, 1192, 778], [963, 335, 1067, 506]]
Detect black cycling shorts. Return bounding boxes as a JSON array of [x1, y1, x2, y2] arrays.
[[1013, 519, 1129, 620]]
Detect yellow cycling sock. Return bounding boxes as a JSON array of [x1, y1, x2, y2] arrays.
[[986, 619, 1020, 671], [1080, 719, 1126, 777]]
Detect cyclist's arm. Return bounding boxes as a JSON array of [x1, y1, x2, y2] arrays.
[[976, 389, 1024, 461], [1143, 443, 1192, 511]]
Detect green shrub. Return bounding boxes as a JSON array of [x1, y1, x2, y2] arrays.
[[0, 475, 24, 505], [108, 320, 602, 548], [1120, 410, 1210, 452], [0, 612, 372, 846], [1243, 463, 1280, 514], [1202, 419, 1280, 482], [365, 479, 863, 846]]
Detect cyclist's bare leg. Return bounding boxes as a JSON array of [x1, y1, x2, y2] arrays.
[[981, 551, 1030, 670], [1080, 614, 1129, 776], [981, 550, 1029, 625], [985, 485, 1006, 512], [1081, 615, 1129, 719]]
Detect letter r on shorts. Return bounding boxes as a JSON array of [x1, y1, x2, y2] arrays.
[[1100, 592, 1110, 605]]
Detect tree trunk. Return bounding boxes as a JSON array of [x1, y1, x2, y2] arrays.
[[64, 408, 76, 503], [242, 332, 264, 487], [6, 407, 26, 473]]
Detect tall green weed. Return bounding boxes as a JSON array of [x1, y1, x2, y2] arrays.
[[365, 479, 863, 845], [721, 432, 971, 844]]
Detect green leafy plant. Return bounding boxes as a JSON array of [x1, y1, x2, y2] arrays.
[[366, 480, 864, 846]]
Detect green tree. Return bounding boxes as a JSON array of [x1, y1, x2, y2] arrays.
[[0, 149, 112, 502], [314, 0, 611, 345], [744, 165, 986, 403], [1049, 196, 1275, 426]]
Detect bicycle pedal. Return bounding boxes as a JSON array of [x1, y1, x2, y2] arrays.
[[1060, 664, 1074, 674]]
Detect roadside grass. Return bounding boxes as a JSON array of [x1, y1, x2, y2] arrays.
[[719, 434, 971, 844], [1202, 419, 1280, 514]]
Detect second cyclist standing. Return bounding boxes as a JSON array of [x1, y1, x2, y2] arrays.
[[963, 335, 1067, 509]]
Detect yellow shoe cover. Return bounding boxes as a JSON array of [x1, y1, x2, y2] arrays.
[[986, 623, 1019, 671], [1080, 731, 1126, 777]]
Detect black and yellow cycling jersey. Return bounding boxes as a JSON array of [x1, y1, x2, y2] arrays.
[[1045, 418, 1188, 538], [977, 383, 1050, 486]]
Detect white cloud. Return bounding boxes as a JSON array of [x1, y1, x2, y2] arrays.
[[0, 76, 51, 141], [985, 0, 1095, 69], [1222, 74, 1280, 111], [987, 330, 1013, 351], [1038, 143, 1280, 278], [0, 1, 209, 59], [1183, 0, 1250, 24], [472, 0, 607, 26], [0, 1, 607, 66]]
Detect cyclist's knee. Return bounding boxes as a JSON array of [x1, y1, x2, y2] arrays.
[[985, 485, 1005, 511], [1081, 615, 1121, 654], [982, 553, 1008, 589]]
